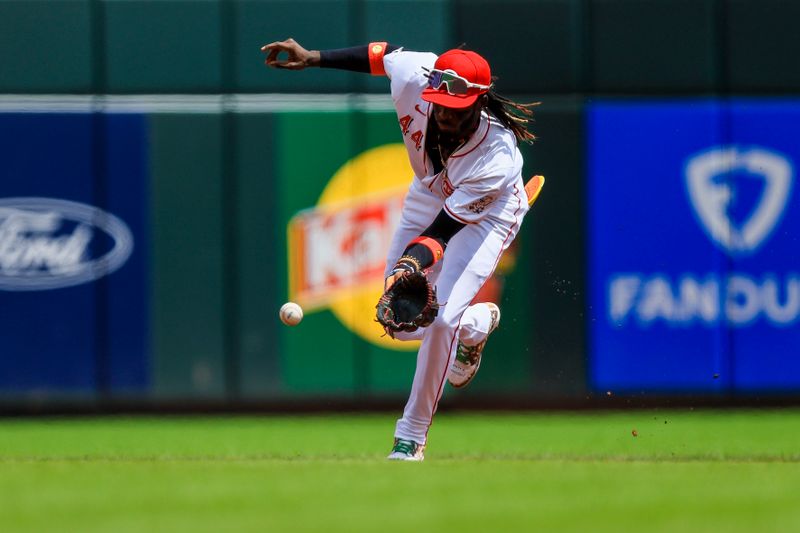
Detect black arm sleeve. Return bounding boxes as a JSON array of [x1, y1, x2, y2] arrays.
[[421, 209, 467, 243], [397, 209, 466, 270], [319, 44, 401, 73]]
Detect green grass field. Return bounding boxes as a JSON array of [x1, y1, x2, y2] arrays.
[[1, 410, 799, 532]]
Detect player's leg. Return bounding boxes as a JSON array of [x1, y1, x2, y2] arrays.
[[393, 221, 506, 445], [391, 190, 528, 454], [446, 190, 530, 387], [457, 302, 498, 345], [391, 271, 479, 448], [447, 301, 501, 388]]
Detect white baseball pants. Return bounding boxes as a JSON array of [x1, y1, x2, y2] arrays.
[[384, 180, 529, 445]]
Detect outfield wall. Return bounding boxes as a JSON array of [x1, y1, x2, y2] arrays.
[[0, 97, 584, 404], [1, 0, 798, 407]]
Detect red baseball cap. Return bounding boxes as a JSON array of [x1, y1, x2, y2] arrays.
[[421, 49, 492, 109]]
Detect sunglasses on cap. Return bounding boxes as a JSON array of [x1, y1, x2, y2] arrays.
[[423, 68, 492, 96]]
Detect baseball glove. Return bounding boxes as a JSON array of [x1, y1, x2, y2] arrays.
[[376, 270, 439, 336]]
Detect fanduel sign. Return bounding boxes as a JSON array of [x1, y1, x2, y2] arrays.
[[0, 197, 134, 291], [609, 145, 797, 329], [589, 100, 800, 392]]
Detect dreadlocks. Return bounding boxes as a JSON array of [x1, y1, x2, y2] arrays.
[[485, 89, 538, 144]]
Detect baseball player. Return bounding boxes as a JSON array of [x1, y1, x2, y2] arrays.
[[262, 39, 538, 461]]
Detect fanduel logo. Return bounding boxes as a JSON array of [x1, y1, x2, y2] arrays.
[[0, 197, 134, 291], [685, 146, 793, 256]]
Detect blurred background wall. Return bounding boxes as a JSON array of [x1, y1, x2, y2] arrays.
[[0, 0, 798, 410]]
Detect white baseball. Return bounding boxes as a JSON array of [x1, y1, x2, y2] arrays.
[[280, 302, 303, 326]]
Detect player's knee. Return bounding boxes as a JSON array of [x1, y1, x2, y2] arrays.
[[428, 311, 460, 335]]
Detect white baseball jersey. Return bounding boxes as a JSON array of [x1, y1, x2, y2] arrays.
[[380, 48, 530, 446], [383, 49, 525, 226]]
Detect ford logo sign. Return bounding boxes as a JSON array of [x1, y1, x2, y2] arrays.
[[0, 197, 134, 291]]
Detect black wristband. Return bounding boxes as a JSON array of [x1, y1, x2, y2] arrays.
[[401, 244, 434, 270]]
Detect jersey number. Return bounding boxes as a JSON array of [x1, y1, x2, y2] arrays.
[[410, 130, 423, 151], [399, 115, 424, 151], [399, 115, 413, 135]]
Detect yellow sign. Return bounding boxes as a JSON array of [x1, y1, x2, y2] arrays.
[[288, 144, 419, 350]]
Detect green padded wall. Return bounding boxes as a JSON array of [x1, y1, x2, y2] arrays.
[[726, 0, 800, 91], [104, 0, 223, 92], [235, 0, 451, 94], [454, 0, 582, 93], [3, 0, 800, 96], [519, 97, 586, 395], [360, 0, 452, 93], [0, 0, 93, 92], [233, 113, 283, 397], [589, 0, 717, 93], [234, 0, 355, 93], [7, 0, 797, 405], [150, 113, 226, 398]]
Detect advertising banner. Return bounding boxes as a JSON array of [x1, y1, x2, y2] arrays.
[[275, 111, 536, 395], [589, 100, 800, 393], [0, 113, 148, 393]]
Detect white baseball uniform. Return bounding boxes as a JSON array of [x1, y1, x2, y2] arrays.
[[381, 49, 530, 445]]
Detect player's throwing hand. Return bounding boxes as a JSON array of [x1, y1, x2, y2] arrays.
[[261, 38, 320, 70]]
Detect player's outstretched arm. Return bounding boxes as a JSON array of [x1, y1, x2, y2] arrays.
[[263, 40, 399, 75], [384, 209, 465, 291], [261, 38, 320, 70]]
